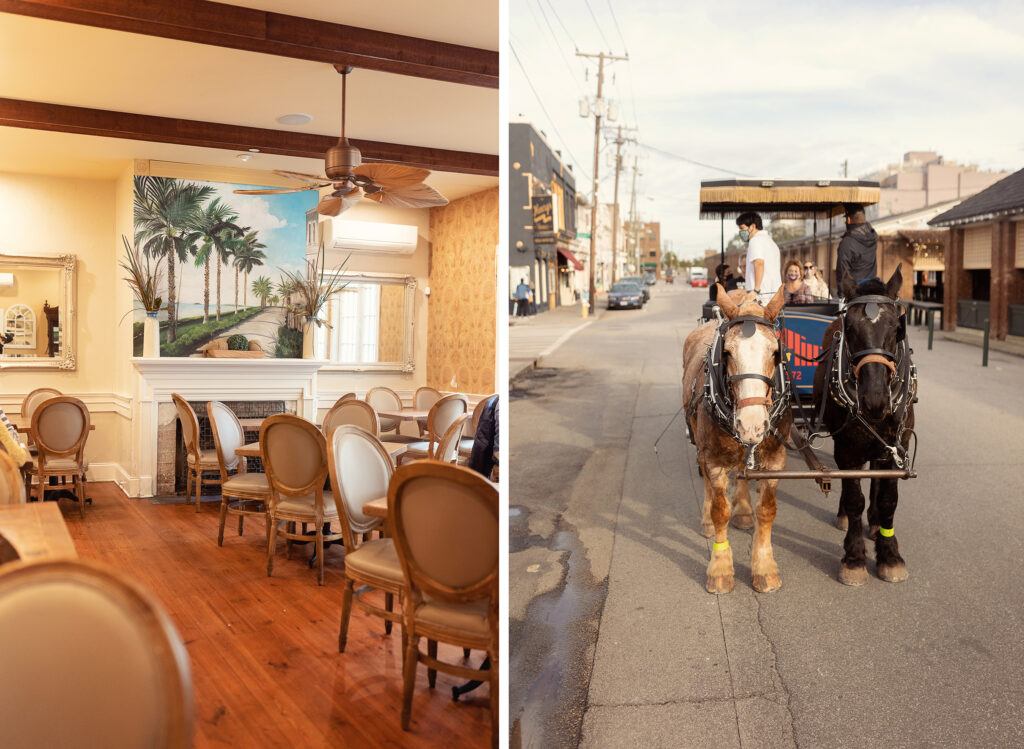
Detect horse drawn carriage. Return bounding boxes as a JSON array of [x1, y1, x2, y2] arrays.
[[685, 179, 919, 592]]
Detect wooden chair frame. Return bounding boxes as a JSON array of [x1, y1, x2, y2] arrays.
[[261, 414, 342, 586], [366, 386, 404, 435], [171, 393, 219, 513], [19, 387, 62, 446], [400, 394, 467, 464], [333, 392, 358, 408], [434, 414, 469, 465], [0, 559, 193, 748], [31, 396, 90, 518], [321, 398, 381, 439], [207, 401, 271, 547], [326, 425, 403, 652], [389, 462, 499, 747], [413, 386, 442, 436]]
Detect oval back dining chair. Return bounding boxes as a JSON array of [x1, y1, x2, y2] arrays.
[[434, 414, 469, 465], [400, 394, 468, 464], [389, 462, 499, 747], [413, 386, 442, 436], [207, 401, 270, 547], [261, 414, 341, 585], [333, 392, 358, 408], [20, 387, 61, 451], [0, 559, 193, 749], [326, 425, 406, 652], [32, 396, 90, 518], [322, 399, 380, 439], [0, 450, 26, 504], [171, 394, 220, 513], [366, 386, 403, 435]]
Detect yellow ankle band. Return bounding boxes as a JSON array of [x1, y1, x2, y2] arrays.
[[713, 540, 729, 551], [879, 527, 895, 537]]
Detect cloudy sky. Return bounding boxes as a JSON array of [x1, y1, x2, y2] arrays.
[[510, 0, 1024, 258]]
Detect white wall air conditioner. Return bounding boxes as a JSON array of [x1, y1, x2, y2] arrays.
[[323, 219, 418, 255]]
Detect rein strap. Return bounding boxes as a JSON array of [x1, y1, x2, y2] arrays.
[[736, 396, 772, 409], [853, 354, 896, 378]]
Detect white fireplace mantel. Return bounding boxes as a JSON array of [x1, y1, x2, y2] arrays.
[[131, 357, 329, 496]]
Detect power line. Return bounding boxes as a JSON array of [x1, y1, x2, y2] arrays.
[[637, 141, 753, 177], [531, 0, 583, 86], [543, 0, 580, 51], [605, 0, 629, 55], [583, 0, 612, 51], [510, 42, 591, 182]]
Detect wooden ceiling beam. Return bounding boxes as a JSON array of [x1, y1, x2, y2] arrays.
[[0, 98, 499, 175], [0, 0, 499, 88]]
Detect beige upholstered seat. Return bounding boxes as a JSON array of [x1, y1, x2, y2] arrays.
[[390, 462, 499, 747], [322, 399, 380, 439], [459, 395, 497, 461], [262, 414, 341, 585], [208, 401, 270, 547], [0, 559, 193, 748], [326, 425, 406, 652], [413, 386, 442, 436], [172, 394, 220, 513], [0, 450, 26, 504], [400, 394, 468, 464], [32, 397, 91, 518]]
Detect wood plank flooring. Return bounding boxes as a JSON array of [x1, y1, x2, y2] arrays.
[[58, 483, 492, 748]]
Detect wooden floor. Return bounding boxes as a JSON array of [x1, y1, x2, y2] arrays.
[[59, 483, 492, 748]]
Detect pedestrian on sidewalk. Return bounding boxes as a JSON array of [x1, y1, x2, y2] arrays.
[[514, 277, 532, 317]]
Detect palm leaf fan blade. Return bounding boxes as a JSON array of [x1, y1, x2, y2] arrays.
[[274, 169, 332, 184], [317, 188, 362, 217], [233, 187, 314, 195], [354, 163, 431, 190], [366, 182, 449, 209]]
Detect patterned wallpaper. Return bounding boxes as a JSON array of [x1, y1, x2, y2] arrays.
[[377, 283, 404, 361], [427, 187, 498, 395]]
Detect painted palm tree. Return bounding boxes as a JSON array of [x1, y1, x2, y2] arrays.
[[233, 243, 266, 310], [251, 276, 273, 309], [277, 275, 299, 328], [134, 176, 213, 342], [190, 198, 242, 324]]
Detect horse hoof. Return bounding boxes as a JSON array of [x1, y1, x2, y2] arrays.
[[839, 564, 869, 586], [753, 574, 781, 593], [867, 524, 879, 540], [706, 575, 735, 594], [878, 562, 909, 583], [700, 523, 715, 538], [731, 514, 754, 531], [835, 515, 848, 531]]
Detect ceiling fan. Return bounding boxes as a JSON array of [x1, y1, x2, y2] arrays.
[[234, 67, 449, 216]]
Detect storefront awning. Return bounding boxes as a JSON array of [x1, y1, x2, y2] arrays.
[[558, 247, 584, 271]]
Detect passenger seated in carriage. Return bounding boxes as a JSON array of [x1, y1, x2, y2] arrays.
[[782, 260, 814, 304]]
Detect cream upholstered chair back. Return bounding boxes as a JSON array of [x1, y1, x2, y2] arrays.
[[322, 399, 380, 439], [333, 392, 357, 408], [171, 394, 199, 455], [366, 386, 403, 433], [427, 394, 468, 442], [32, 397, 90, 460], [206, 402, 243, 476], [326, 425, 393, 548], [0, 450, 25, 504], [413, 386, 442, 412], [0, 560, 193, 748], [390, 462, 498, 600], [434, 414, 469, 465], [261, 415, 328, 499], [21, 387, 61, 423]]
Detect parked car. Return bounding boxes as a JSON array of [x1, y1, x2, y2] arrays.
[[642, 272, 656, 286], [607, 282, 644, 310], [621, 276, 650, 304], [689, 267, 708, 287]]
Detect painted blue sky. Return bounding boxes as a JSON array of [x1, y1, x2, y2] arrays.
[[512, 0, 1024, 257]]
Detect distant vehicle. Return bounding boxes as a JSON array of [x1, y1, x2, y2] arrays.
[[607, 282, 644, 310], [642, 272, 657, 286], [665, 268, 675, 284], [621, 276, 650, 304], [689, 267, 708, 287]]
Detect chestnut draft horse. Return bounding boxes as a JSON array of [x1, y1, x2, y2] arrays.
[[683, 287, 790, 594], [813, 267, 917, 586]]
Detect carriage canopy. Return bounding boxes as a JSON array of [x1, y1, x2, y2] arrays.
[[699, 179, 881, 220]]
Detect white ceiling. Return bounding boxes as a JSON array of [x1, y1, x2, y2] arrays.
[[0, 5, 498, 196]]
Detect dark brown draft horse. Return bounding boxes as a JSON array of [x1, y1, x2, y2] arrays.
[[813, 267, 917, 586], [683, 287, 790, 594]]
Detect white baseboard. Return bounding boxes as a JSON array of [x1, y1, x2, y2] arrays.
[[86, 462, 133, 494]]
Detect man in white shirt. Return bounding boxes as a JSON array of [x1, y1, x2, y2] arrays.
[[736, 212, 782, 303]]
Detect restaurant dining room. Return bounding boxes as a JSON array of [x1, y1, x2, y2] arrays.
[[0, 2, 500, 747]]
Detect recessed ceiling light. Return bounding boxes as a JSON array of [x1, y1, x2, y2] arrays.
[[236, 153, 252, 162], [248, 148, 260, 153], [277, 113, 313, 126]]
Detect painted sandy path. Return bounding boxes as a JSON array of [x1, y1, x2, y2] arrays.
[[212, 307, 287, 356]]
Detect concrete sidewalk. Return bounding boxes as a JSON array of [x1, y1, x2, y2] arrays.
[[510, 298, 606, 380]]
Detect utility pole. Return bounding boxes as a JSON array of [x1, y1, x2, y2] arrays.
[[627, 154, 640, 273], [606, 125, 637, 284], [841, 159, 848, 178], [578, 50, 628, 310]]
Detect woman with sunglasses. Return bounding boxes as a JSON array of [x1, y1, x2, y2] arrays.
[[800, 261, 830, 299]]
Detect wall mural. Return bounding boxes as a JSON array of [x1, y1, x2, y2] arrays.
[[132, 175, 317, 357]]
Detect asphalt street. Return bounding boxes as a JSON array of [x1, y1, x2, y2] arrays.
[[509, 281, 1024, 748]]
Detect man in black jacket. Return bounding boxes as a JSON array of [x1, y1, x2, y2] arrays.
[[835, 203, 878, 295]]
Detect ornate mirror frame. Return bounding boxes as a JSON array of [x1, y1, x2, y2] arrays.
[[317, 273, 417, 372], [0, 254, 77, 370]]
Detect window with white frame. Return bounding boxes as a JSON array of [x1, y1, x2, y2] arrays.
[[4, 304, 35, 350], [330, 283, 380, 363]]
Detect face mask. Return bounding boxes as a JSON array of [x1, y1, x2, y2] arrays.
[[739, 230, 750, 242], [788, 272, 800, 280]]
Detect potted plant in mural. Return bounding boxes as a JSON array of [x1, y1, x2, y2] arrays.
[[279, 242, 350, 359], [120, 235, 164, 357]]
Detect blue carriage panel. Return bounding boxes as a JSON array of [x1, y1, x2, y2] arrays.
[[780, 308, 835, 395]]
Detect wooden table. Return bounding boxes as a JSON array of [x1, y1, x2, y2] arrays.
[[236, 441, 408, 462], [361, 496, 388, 519], [0, 503, 77, 564]]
